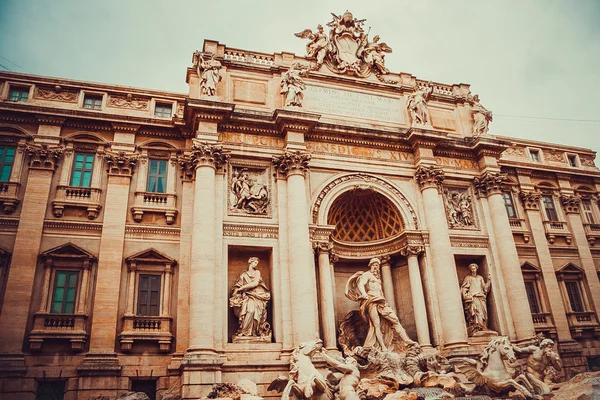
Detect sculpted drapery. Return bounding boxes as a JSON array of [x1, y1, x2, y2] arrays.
[[461, 263, 491, 336]]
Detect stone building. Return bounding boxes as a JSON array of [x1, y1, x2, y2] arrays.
[[0, 12, 599, 400]]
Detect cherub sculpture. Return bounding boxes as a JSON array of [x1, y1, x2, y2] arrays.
[[295, 25, 329, 69]]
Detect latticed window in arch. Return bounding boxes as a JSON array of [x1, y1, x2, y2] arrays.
[[327, 189, 404, 242]]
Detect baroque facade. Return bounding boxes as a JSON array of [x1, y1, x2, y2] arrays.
[[0, 11, 599, 400]]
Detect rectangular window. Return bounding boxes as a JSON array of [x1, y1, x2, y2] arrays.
[[0, 146, 15, 182], [82, 94, 102, 110], [524, 281, 540, 314], [565, 281, 584, 312], [36, 380, 65, 400], [146, 159, 167, 193], [530, 150, 540, 162], [502, 192, 517, 218], [542, 195, 559, 221], [582, 199, 596, 224], [50, 271, 79, 314], [137, 274, 161, 316], [568, 155, 578, 167], [9, 87, 28, 102], [154, 103, 172, 118], [70, 153, 94, 187]]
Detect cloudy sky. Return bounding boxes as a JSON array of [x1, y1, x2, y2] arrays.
[[1, 0, 599, 155]]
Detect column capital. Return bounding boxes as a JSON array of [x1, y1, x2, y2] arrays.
[[26, 143, 64, 171], [380, 254, 391, 267], [560, 194, 581, 214], [273, 150, 310, 178], [473, 171, 508, 197], [105, 151, 138, 177], [178, 155, 197, 181], [312, 241, 333, 254], [189, 140, 230, 170], [400, 245, 424, 257], [414, 165, 444, 190], [329, 251, 339, 265], [519, 190, 541, 210]]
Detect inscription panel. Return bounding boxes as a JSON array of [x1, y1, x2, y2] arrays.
[[303, 86, 405, 124], [307, 141, 413, 162]]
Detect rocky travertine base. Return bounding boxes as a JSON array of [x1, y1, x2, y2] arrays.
[[550, 371, 600, 400]]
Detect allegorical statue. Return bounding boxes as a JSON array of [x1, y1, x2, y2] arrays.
[[229, 257, 271, 338], [196, 53, 222, 97], [345, 258, 415, 352], [294, 24, 329, 69], [514, 338, 562, 396], [471, 94, 493, 137], [320, 349, 360, 400], [406, 84, 433, 125], [231, 168, 269, 214], [361, 35, 392, 76], [280, 62, 310, 107], [461, 263, 491, 336]]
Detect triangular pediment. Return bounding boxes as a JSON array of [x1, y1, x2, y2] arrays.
[[125, 248, 176, 265], [521, 261, 541, 273], [40, 242, 96, 260], [557, 262, 584, 275]]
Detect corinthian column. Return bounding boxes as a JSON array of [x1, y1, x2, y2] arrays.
[[415, 165, 468, 347], [474, 172, 535, 341], [314, 242, 337, 350], [401, 246, 431, 348], [186, 141, 229, 356], [380, 255, 397, 314], [273, 151, 318, 345]]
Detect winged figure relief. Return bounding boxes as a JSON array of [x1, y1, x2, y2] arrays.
[[295, 25, 329, 68]]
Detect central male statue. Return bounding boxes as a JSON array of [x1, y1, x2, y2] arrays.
[[345, 257, 415, 352]]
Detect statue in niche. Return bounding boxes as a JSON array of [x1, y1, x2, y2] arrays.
[[231, 168, 269, 214], [443, 188, 475, 228], [280, 62, 310, 107], [460, 263, 491, 336], [294, 24, 330, 69], [406, 85, 432, 126], [229, 257, 271, 340], [343, 257, 415, 353], [471, 94, 493, 137], [195, 52, 222, 97]]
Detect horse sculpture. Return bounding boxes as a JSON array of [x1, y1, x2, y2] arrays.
[[268, 338, 332, 400], [451, 336, 535, 398]]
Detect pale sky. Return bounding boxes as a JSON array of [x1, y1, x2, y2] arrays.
[[1, 0, 599, 156]]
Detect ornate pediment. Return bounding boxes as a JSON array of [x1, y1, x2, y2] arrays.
[[295, 11, 395, 82]]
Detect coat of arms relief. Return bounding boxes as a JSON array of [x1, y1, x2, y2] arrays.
[[295, 11, 395, 83]]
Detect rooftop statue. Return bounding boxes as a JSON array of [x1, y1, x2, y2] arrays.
[[192, 51, 222, 97], [296, 11, 395, 82], [471, 94, 493, 137], [280, 62, 310, 107], [406, 84, 432, 126]]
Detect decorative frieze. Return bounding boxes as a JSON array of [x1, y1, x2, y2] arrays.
[[33, 85, 78, 103], [443, 187, 477, 229], [189, 141, 229, 169], [26, 144, 63, 170], [107, 94, 149, 110], [105, 152, 138, 176], [414, 165, 444, 190], [519, 191, 541, 210], [473, 171, 508, 197], [272, 150, 310, 178], [222, 223, 278, 239], [560, 194, 581, 214]]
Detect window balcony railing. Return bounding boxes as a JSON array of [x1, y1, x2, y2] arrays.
[[131, 191, 177, 225], [543, 220, 572, 244], [566, 311, 600, 338], [118, 315, 173, 353], [28, 312, 88, 352], [52, 185, 102, 219], [0, 181, 20, 214], [509, 217, 531, 243], [584, 223, 600, 246]]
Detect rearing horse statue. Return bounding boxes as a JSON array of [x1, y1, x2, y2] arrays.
[[451, 336, 536, 398]]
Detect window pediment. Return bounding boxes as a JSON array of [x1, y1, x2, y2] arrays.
[[126, 248, 176, 266], [521, 261, 541, 274], [557, 262, 584, 275], [40, 243, 96, 262]]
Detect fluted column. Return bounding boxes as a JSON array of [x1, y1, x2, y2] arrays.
[[186, 141, 229, 355], [474, 172, 535, 341], [415, 165, 468, 347], [402, 246, 431, 348], [380, 255, 397, 314], [314, 242, 337, 350], [519, 191, 573, 342], [274, 151, 318, 345], [560, 194, 600, 315]]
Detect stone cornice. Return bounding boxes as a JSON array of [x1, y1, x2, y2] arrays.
[[34, 115, 66, 126], [111, 123, 140, 133], [473, 171, 508, 197], [467, 136, 510, 159], [272, 150, 310, 178], [414, 165, 445, 190], [273, 109, 320, 134]]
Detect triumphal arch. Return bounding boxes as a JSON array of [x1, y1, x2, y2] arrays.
[[0, 10, 599, 400]]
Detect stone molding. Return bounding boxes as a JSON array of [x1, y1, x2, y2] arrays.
[[414, 165, 445, 190], [473, 171, 508, 197], [519, 191, 541, 210], [560, 194, 581, 214], [105, 152, 138, 176], [449, 235, 490, 249], [26, 144, 63, 170], [272, 150, 310, 178], [222, 223, 278, 239]]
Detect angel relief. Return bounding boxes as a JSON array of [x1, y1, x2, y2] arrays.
[[295, 11, 395, 82]]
